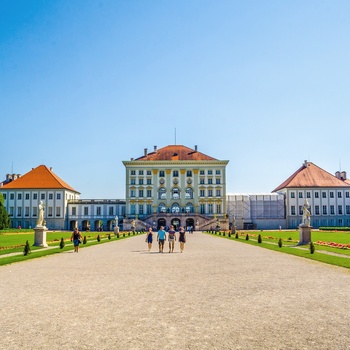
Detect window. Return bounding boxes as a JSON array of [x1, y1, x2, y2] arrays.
[[17, 207, 22, 216], [84, 207, 89, 215], [346, 192, 349, 198], [216, 189, 221, 197], [56, 206, 61, 217], [208, 190, 213, 197], [172, 188, 180, 199], [10, 193, 14, 200], [185, 188, 193, 199], [173, 170, 179, 177], [208, 203, 213, 213], [216, 178, 221, 184], [109, 207, 114, 216], [322, 205, 327, 215], [139, 190, 144, 197], [147, 170, 152, 175], [306, 192, 311, 198], [330, 192, 334, 198], [346, 205, 350, 215], [338, 192, 342, 198], [208, 170, 213, 175], [139, 204, 144, 215], [200, 204, 205, 214], [200, 170, 205, 175], [9, 207, 14, 216], [131, 179, 136, 185], [315, 192, 319, 198], [41, 193, 45, 200], [139, 179, 144, 185], [200, 178, 205, 184], [18, 193, 22, 200], [216, 170, 221, 175], [33, 193, 37, 200], [158, 188, 166, 199], [315, 205, 320, 215], [330, 205, 335, 215], [48, 206, 53, 217], [200, 189, 205, 197], [146, 178, 152, 185], [147, 189, 152, 197], [159, 170, 165, 177], [338, 205, 343, 215], [291, 192, 295, 198], [208, 178, 213, 184], [299, 206, 303, 215], [3, 194, 6, 200], [25, 207, 29, 217], [216, 204, 221, 214], [33, 207, 37, 217], [187, 170, 192, 177], [131, 170, 136, 175], [97, 207, 101, 216], [57, 193, 61, 200], [131, 204, 136, 215], [130, 190, 136, 197], [322, 192, 327, 198], [298, 192, 303, 198], [146, 204, 152, 215], [72, 207, 77, 215], [291, 206, 296, 215], [139, 170, 143, 175]]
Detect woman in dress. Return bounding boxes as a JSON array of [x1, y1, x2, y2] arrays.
[[71, 227, 83, 253], [178, 226, 186, 253], [145, 227, 153, 251]]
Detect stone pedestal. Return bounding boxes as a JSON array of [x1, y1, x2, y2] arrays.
[[33, 226, 48, 247], [114, 226, 119, 235], [298, 225, 312, 245]]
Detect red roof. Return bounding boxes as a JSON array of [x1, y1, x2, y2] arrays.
[[273, 162, 350, 192], [135, 145, 217, 161], [1, 165, 79, 193]]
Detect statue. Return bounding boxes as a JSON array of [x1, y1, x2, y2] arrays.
[[115, 215, 119, 226], [114, 215, 119, 234], [302, 199, 311, 226], [36, 201, 45, 227], [131, 219, 136, 230]]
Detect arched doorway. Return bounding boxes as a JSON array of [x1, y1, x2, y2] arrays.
[[171, 218, 181, 231], [69, 220, 78, 230], [82, 220, 90, 231], [186, 218, 195, 232], [157, 218, 166, 230]]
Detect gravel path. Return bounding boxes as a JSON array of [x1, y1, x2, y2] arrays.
[[1, 232, 349, 350]]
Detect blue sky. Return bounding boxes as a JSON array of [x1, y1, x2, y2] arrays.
[[1, 0, 349, 198]]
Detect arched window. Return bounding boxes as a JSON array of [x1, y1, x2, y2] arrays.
[[158, 203, 166, 213], [158, 188, 166, 200], [172, 187, 180, 200], [171, 203, 180, 213], [185, 187, 193, 199], [185, 203, 194, 213]]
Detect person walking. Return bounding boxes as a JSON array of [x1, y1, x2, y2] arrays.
[[167, 225, 176, 253], [145, 227, 153, 251], [157, 226, 166, 253], [178, 226, 186, 253], [71, 227, 83, 253]]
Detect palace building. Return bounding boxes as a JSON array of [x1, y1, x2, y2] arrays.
[[122, 145, 229, 230]]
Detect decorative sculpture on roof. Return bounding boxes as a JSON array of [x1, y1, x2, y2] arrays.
[[302, 199, 311, 226]]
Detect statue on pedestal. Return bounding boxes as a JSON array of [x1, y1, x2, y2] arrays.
[[36, 201, 45, 227]]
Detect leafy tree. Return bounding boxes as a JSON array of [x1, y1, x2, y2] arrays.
[[0, 193, 10, 230]]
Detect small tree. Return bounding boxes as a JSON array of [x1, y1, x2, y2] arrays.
[[278, 238, 283, 248], [97, 234, 101, 242], [258, 234, 262, 243], [245, 233, 249, 241], [108, 233, 111, 240], [235, 232, 239, 239], [83, 236, 87, 244], [59, 237, 65, 249], [23, 240, 31, 256], [0, 194, 10, 230], [309, 241, 315, 254]]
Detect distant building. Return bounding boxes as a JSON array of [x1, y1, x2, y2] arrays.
[[122, 145, 229, 230], [273, 161, 350, 229]]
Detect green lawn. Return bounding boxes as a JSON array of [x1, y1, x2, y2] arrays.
[[206, 230, 350, 269]]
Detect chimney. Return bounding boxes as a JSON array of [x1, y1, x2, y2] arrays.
[[335, 171, 341, 179], [130, 158, 134, 161], [154, 145, 157, 152], [303, 160, 308, 167], [341, 171, 347, 180], [50, 167, 52, 171], [195, 145, 198, 152], [144, 148, 148, 156]]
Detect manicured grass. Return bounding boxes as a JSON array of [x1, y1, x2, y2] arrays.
[[206, 230, 350, 269], [0, 230, 145, 266]]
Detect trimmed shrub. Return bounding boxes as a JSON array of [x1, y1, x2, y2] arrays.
[[97, 234, 101, 242], [108, 234, 111, 240], [116, 233, 120, 239], [235, 232, 239, 239], [245, 233, 249, 241], [258, 234, 262, 243], [278, 238, 283, 248], [309, 241, 315, 254], [59, 237, 65, 249], [23, 240, 31, 256], [83, 236, 87, 244]]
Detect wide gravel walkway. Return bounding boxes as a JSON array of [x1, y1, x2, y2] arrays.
[[1, 232, 349, 350]]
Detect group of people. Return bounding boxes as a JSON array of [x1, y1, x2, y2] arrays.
[[146, 225, 186, 253]]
